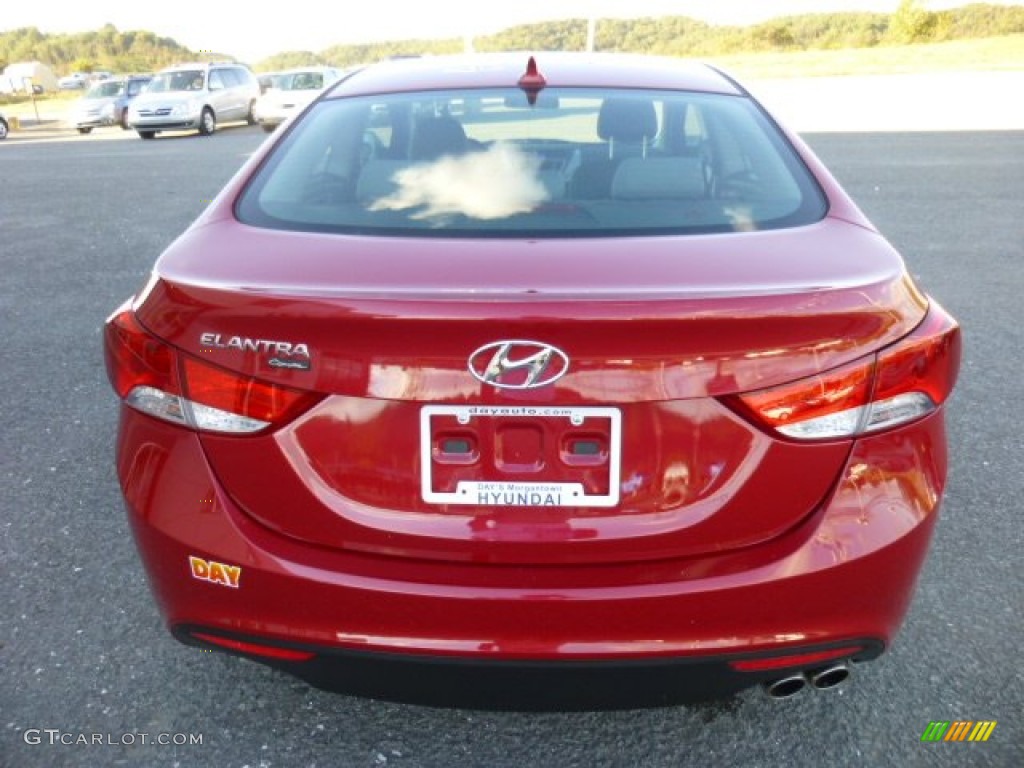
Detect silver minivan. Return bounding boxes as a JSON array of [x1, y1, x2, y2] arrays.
[[128, 62, 260, 139]]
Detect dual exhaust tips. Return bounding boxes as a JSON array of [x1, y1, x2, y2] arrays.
[[762, 662, 851, 699]]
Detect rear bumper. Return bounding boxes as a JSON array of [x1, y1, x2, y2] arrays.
[[173, 623, 881, 709], [116, 406, 947, 706], [254, 108, 290, 126]]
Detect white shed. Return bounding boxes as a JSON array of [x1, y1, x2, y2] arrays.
[[1, 61, 59, 93]]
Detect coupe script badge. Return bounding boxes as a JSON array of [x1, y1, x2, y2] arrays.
[[468, 341, 569, 390]]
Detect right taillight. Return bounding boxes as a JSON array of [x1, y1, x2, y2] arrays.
[[104, 304, 322, 434], [730, 301, 960, 441]]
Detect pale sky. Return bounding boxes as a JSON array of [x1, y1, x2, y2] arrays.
[[3, 1, 1021, 62]]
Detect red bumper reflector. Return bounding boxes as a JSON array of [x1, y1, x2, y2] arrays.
[[729, 645, 862, 672], [192, 632, 315, 662]]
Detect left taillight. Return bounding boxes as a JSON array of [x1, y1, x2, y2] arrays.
[[728, 301, 961, 441], [104, 306, 322, 434]]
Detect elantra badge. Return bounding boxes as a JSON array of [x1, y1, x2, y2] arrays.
[[199, 332, 312, 371], [468, 341, 569, 390]]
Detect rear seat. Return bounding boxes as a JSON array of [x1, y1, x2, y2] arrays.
[[356, 160, 408, 203], [570, 97, 658, 199], [357, 114, 468, 203], [610, 156, 707, 200]]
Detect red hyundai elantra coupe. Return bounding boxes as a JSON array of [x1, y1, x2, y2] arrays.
[[104, 53, 960, 709]]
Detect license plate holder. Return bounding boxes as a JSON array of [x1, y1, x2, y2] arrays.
[[420, 405, 621, 508]]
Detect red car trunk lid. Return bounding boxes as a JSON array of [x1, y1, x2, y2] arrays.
[[135, 217, 927, 564]]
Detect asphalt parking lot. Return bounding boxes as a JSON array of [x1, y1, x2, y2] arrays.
[[1, 124, 1021, 768]]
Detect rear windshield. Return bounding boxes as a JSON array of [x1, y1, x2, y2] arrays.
[[278, 71, 327, 90], [236, 87, 826, 237]]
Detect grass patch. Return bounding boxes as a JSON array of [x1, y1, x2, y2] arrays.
[[714, 35, 1024, 79], [1, 90, 78, 120]]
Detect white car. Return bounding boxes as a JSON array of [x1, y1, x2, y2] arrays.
[[0, 109, 9, 140], [58, 72, 90, 90], [128, 61, 260, 139], [253, 66, 344, 132]]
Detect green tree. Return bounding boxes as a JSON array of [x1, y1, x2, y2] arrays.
[[949, 3, 1024, 37], [888, 0, 938, 43], [751, 21, 796, 50]]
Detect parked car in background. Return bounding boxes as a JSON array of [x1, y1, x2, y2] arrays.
[[69, 75, 152, 133], [257, 71, 281, 94], [0, 110, 9, 140], [127, 61, 260, 139], [253, 66, 344, 132], [104, 52, 961, 709], [58, 72, 91, 90]]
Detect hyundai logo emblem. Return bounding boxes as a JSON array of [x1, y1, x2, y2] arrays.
[[468, 340, 569, 390]]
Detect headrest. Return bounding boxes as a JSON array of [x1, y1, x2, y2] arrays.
[[597, 98, 658, 143], [410, 114, 467, 160]]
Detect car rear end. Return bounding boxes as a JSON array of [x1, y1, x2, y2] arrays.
[[252, 87, 295, 130], [254, 68, 339, 131], [104, 54, 960, 708]]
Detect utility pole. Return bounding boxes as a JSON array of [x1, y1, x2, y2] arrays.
[[587, 17, 597, 52]]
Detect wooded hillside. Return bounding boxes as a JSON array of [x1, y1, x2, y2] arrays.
[[0, 23, 207, 74], [2, 2, 1022, 76], [265, 2, 1024, 69]]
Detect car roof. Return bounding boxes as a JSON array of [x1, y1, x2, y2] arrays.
[[330, 52, 743, 99], [277, 65, 338, 74], [160, 61, 247, 72]]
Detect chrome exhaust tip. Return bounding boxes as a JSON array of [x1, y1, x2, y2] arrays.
[[762, 674, 808, 699], [807, 663, 851, 690]]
